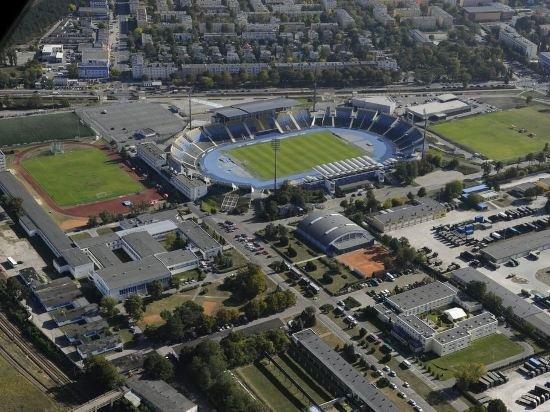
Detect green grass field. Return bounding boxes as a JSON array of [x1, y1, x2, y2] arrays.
[[0, 356, 60, 411], [227, 130, 364, 179], [427, 333, 523, 380], [22, 148, 143, 207], [0, 112, 94, 147], [431, 106, 550, 162]]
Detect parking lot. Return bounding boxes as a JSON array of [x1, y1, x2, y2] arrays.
[[486, 368, 550, 411], [0, 223, 47, 280]]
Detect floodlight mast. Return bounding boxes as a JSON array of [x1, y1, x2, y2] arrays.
[[271, 139, 281, 194]]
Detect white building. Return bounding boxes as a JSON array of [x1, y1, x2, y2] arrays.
[[350, 96, 396, 114], [499, 25, 538, 59], [40, 44, 64, 63], [78, 47, 110, 79], [137, 142, 166, 169], [170, 174, 209, 201]]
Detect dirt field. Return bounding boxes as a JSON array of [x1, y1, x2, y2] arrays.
[[337, 246, 389, 278], [10, 140, 162, 230]]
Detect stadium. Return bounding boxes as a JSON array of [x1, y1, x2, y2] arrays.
[[169, 98, 425, 191]]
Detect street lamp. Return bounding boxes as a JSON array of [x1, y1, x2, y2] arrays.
[[271, 138, 281, 193]]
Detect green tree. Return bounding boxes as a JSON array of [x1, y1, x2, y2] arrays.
[[453, 362, 485, 390], [124, 295, 144, 321], [301, 306, 316, 327], [286, 245, 297, 258], [486, 399, 506, 412], [417, 187, 427, 197], [82, 356, 123, 396], [100, 296, 119, 318], [148, 280, 164, 300], [143, 352, 174, 381]]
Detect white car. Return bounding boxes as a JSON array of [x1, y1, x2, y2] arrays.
[[389, 383, 397, 389], [403, 381, 410, 388]]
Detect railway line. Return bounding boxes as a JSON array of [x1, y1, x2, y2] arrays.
[[0, 312, 73, 387]]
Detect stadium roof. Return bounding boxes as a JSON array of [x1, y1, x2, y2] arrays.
[[297, 210, 373, 250], [292, 329, 398, 411], [481, 228, 550, 262], [213, 97, 298, 119]]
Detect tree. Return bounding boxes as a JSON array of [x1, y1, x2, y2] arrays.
[[466, 281, 487, 301], [442, 180, 463, 201], [525, 95, 533, 105], [304, 261, 317, 272], [148, 280, 164, 300], [124, 295, 144, 321], [6, 277, 23, 300], [82, 356, 123, 396], [1, 196, 23, 217], [100, 296, 119, 318], [301, 306, 316, 327], [417, 187, 427, 197], [453, 362, 485, 390], [87, 215, 99, 227], [482, 162, 492, 176], [486, 399, 506, 412], [286, 246, 297, 258], [143, 352, 174, 381]]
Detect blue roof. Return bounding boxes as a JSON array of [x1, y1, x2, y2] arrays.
[[462, 184, 488, 195]]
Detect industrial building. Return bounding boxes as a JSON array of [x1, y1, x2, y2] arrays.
[[480, 228, 550, 263], [296, 210, 374, 255], [406, 99, 471, 121], [291, 329, 398, 411], [348, 96, 396, 115], [127, 379, 198, 412], [463, 3, 514, 22], [451, 268, 550, 340], [368, 198, 446, 232]]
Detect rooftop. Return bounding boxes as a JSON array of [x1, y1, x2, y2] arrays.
[[371, 198, 446, 226], [213, 97, 298, 119], [407, 100, 470, 117], [122, 231, 166, 258], [127, 379, 196, 412], [155, 249, 197, 267], [88, 244, 122, 268], [33, 277, 82, 309], [481, 228, 550, 261], [177, 220, 220, 252], [96, 256, 171, 291], [400, 314, 436, 338], [292, 329, 398, 411], [386, 281, 457, 313]]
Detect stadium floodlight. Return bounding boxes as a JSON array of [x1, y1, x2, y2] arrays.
[[271, 138, 281, 193]]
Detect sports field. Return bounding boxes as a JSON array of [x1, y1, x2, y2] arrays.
[[0, 112, 94, 147], [431, 106, 550, 162], [227, 130, 364, 179], [22, 148, 143, 207]]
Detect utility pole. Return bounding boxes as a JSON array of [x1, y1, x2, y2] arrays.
[[422, 109, 428, 159], [271, 139, 280, 194], [188, 86, 193, 128], [312, 64, 318, 112]]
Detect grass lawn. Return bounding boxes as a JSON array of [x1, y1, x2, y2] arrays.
[[69, 232, 91, 241], [0, 356, 60, 411], [426, 333, 523, 380], [22, 148, 143, 206], [138, 292, 195, 329], [0, 112, 94, 147], [227, 130, 364, 179], [303, 258, 360, 296], [431, 105, 550, 162]]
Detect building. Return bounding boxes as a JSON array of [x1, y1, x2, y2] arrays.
[[170, 174, 209, 201], [0, 150, 6, 172], [406, 100, 471, 121], [429, 6, 454, 28], [368, 198, 446, 232], [349, 96, 396, 115], [463, 3, 514, 22], [291, 329, 398, 411], [499, 25, 538, 59], [539, 52, 550, 73], [177, 220, 222, 258], [335, 9, 355, 28], [78, 47, 110, 79], [40, 44, 64, 62], [32, 277, 82, 311], [296, 211, 375, 255], [480, 228, 550, 263], [127, 379, 197, 412], [137, 142, 167, 169], [376, 281, 497, 355], [451, 267, 550, 340]]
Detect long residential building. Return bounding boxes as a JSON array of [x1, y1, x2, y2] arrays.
[[499, 25, 538, 59], [291, 329, 398, 411]]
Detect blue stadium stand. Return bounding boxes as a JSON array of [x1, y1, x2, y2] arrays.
[[385, 120, 411, 141], [335, 107, 353, 128], [369, 114, 396, 135]]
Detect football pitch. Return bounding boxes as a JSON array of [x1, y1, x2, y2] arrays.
[[0, 112, 94, 147], [431, 106, 550, 162], [226, 130, 364, 179], [22, 148, 143, 207]]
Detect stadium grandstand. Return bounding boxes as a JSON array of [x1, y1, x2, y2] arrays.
[[168, 98, 424, 191]]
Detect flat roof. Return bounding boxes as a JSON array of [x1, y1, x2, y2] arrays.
[[464, 3, 512, 12], [173, 174, 206, 188], [155, 249, 197, 267], [371, 198, 446, 226], [407, 100, 470, 117], [451, 268, 550, 337], [400, 314, 436, 338], [127, 379, 196, 412], [33, 277, 82, 309], [88, 244, 121, 268], [138, 142, 165, 160], [96, 256, 171, 291], [292, 329, 398, 411], [75, 233, 120, 249], [481, 228, 550, 261], [122, 231, 166, 258], [213, 97, 298, 119], [61, 319, 108, 339], [178, 220, 220, 252], [0, 171, 73, 254], [386, 281, 457, 312]]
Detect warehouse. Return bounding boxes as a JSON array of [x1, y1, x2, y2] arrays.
[[348, 96, 396, 114], [296, 210, 374, 255], [406, 100, 471, 121], [480, 228, 550, 263], [367, 198, 446, 232]]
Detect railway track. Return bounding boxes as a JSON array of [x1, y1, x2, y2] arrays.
[[0, 312, 72, 386]]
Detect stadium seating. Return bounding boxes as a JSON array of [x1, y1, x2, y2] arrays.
[[369, 114, 396, 135], [354, 109, 377, 130], [227, 122, 249, 140], [276, 112, 297, 132], [397, 129, 424, 153], [293, 109, 312, 128], [335, 107, 353, 128], [385, 120, 411, 141], [203, 124, 230, 141]]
